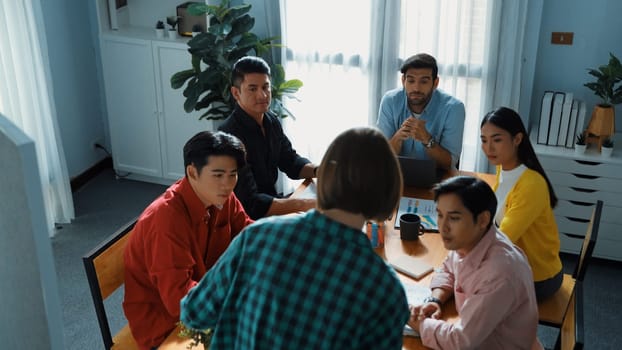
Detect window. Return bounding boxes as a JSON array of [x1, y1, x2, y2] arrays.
[[283, 0, 493, 171]]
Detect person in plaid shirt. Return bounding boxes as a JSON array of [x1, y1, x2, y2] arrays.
[[180, 127, 409, 349]]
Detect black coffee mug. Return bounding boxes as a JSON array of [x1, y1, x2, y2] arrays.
[[399, 213, 425, 241]]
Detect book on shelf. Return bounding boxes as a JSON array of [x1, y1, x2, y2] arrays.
[[576, 100, 587, 138], [557, 92, 574, 146], [547, 92, 565, 146], [400, 279, 432, 337], [565, 99, 579, 148], [537, 91, 554, 144], [395, 197, 438, 231]]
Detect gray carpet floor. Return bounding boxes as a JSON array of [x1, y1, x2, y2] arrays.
[[51, 168, 622, 349]]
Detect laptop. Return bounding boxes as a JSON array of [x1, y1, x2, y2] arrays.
[[397, 156, 443, 188]]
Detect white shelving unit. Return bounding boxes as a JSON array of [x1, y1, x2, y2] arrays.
[[533, 133, 622, 261]]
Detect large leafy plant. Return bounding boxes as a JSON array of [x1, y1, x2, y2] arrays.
[[170, 0, 302, 120], [584, 52, 622, 107]]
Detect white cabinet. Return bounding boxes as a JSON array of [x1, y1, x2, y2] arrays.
[[533, 135, 622, 261], [93, 0, 213, 184], [152, 42, 209, 180], [99, 31, 213, 185], [101, 36, 162, 178]]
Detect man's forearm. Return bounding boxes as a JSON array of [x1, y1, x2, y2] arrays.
[[266, 197, 316, 216], [425, 144, 453, 170]]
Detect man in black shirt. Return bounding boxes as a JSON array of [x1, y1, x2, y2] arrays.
[[219, 56, 317, 219]]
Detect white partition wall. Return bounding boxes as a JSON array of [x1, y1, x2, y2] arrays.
[[0, 114, 65, 349]]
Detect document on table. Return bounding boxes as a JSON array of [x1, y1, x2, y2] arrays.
[[401, 280, 432, 337], [395, 197, 438, 231]]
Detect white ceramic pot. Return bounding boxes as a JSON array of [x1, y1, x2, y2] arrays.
[[167, 30, 178, 40], [601, 146, 613, 157], [575, 144, 587, 154], [155, 28, 164, 39]]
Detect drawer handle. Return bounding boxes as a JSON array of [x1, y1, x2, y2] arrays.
[[565, 216, 590, 223], [568, 200, 594, 207], [574, 160, 602, 166], [570, 187, 597, 193], [571, 173, 599, 180], [563, 233, 586, 239]]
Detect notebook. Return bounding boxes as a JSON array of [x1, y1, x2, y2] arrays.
[[397, 156, 442, 188], [401, 280, 432, 337], [390, 255, 434, 280]]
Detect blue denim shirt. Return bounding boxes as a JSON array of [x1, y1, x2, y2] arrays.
[[376, 88, 465, 166]]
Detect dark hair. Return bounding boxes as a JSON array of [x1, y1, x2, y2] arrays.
[[400, 53, 438, 80], [480, 106, 558, 208], [433, 176, 497, 230], [183, 131, 246, 176], [231, 56, 271, 88], [317, 127, 402, 221]]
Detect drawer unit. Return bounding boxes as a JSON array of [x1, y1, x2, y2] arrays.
[[533, 134, 622, 261]]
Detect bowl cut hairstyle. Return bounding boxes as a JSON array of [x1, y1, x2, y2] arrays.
[[400, 53, 438, 80], [183, 131, 247, 176], [317, 127, 402, 221], [433, 176, 497, 230]]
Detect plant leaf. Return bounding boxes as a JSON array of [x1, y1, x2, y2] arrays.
[[170, 69, 195, 89]]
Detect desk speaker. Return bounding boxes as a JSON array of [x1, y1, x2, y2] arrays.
[[177, 2, 207, 37]]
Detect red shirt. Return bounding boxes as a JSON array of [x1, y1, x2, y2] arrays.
[[123, 177, 253, 350]]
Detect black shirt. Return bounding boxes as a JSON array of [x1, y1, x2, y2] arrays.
[[219, 105, 310, 219]]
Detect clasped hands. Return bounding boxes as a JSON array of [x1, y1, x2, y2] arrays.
[[407, 301, 442, 333], [397, 116, 431, 143]]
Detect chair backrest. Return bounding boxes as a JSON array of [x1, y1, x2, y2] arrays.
[[83, 219, 136, 350], [560, 281, 584, 350], [573, 200, 602, 281]]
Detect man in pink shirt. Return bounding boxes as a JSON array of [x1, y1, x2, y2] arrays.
[[409, 176, 543, 350]]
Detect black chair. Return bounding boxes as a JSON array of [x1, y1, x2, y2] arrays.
[[538, 200, 601, 327], [83, 219, 138, 350]]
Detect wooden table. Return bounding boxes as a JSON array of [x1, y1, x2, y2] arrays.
[[160, 171, 495, 350]]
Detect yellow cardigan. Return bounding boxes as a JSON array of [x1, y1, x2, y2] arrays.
[[494, 166, 562, 282]]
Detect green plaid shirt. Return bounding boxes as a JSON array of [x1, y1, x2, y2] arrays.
[[181, 209, 409, 349]]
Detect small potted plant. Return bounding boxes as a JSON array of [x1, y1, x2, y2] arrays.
[[155, 20, 165, 39], [583, 53, 622, 145], [575, 133, 587, 154], [166, 16, 179, 40], [191, 23, 203, 37], [601, 137, 614, 157]]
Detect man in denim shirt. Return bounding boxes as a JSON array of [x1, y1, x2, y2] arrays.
[[377, 53, 465, 170]]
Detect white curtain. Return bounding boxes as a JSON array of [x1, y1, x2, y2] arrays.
[[0, 0, 75, 236], [281, 0, 529, 174]]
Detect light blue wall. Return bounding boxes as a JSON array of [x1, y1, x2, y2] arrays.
[[39, 0, 107, 178], [530, 0, 622, 131]]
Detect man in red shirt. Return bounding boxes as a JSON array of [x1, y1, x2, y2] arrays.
[[123, 131, 254, 350]]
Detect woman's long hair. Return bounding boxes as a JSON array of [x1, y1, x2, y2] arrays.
[[481, 107, 558, 208]]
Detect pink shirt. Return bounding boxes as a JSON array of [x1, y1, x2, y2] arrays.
[[420, 227, 543, 350]]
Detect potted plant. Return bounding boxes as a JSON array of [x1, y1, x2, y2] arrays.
[[584, 52, 622, 145], [575, 133, 587, 154], [601, 137, 614, 157], [155, 20, 165, 39], [166, 16, 179, 40], [191, 23, 203, 37], [170, 0, 303, 120]]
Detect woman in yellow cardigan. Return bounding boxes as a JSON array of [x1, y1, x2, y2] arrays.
[[480, 107, 562, 301]]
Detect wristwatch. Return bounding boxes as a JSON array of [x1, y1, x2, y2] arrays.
[[423, 296, 442, 305], [424, 137, 436, 149]]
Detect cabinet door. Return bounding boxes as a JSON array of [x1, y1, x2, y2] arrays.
[[101, 37, 162, 177], [152, 41, 213, 180]]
